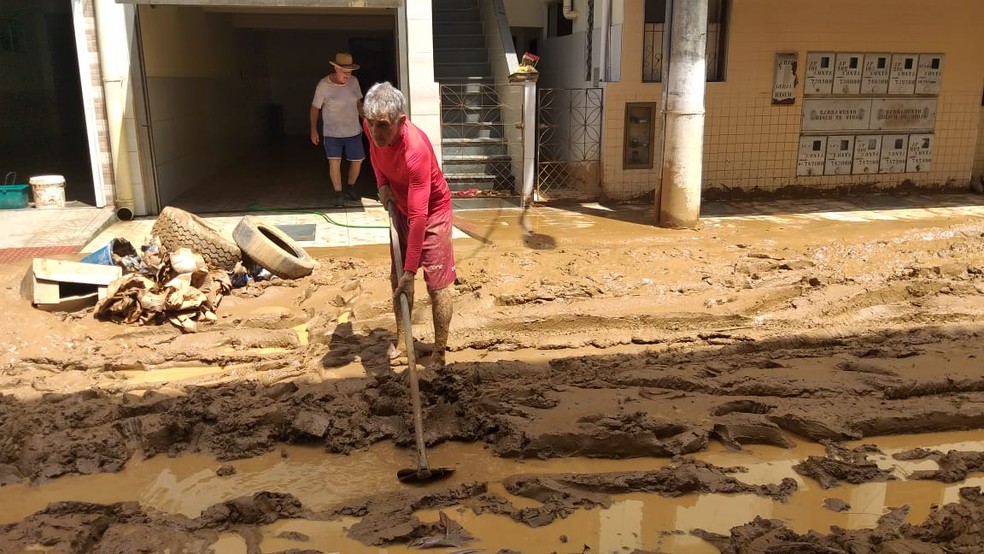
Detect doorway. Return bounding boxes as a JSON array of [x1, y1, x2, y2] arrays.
[[0, 1, 95, 206]]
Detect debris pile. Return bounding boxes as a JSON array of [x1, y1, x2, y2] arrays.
[[94, 246, 232, 332], [33, 206, 315, 332]]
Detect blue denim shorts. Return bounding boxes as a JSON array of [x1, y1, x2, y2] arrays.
[[323, 134, 365, 161]]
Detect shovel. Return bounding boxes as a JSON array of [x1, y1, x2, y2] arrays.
[[386, 201, 455, 484]]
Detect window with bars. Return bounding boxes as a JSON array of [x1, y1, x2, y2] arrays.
[[642, 0, 728, 83]]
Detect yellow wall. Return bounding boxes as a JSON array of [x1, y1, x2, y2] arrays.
[[139, 6, 238, 78], [603, 0, 984, 199]]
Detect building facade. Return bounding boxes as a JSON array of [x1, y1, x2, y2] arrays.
[[529, 0, 984, 201], [5, 0, 983, 217]]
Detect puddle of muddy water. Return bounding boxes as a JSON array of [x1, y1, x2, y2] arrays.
[[5, 431, 984, 553]]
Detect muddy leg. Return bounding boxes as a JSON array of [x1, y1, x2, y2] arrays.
[[427, 286, 453, 370]]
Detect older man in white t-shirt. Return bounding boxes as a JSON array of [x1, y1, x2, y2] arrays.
[[310, 52, 364, 208]]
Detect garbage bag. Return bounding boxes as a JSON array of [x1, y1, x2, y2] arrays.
[[81, 238, 144, 273]]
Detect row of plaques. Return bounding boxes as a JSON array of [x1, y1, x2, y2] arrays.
[[805, 52, 943, 96], [797, 134, 933, 176], [801, 97, 937, 133]]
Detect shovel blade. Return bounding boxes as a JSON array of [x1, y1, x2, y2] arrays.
[[397, 467, 455, 484]]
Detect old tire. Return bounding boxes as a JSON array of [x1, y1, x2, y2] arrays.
[[232, 216, 316, 279], [151, 206, 242, 271]]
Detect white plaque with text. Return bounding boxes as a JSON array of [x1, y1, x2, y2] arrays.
[[772, 53, 798, 104], [861, 53, 891, 94], [888, 53, 918, 95], [824, 136, 855, 175], [833, 53, 863, 95], [797, 136, 828, 176], [852, 135, 883, 175], [870, 98, 937, 132], [879, 135, 909, 173], [801, 98, 872, 132], [906, 134, 933, 172], [805, 52, 835, 95], [915, 54, 944, 94]]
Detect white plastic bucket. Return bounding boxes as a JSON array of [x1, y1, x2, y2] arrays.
[[29, 175, 66, 209]]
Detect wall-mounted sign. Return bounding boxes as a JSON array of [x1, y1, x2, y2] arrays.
[[915, 54, 944, 94], [795, 51, 940, 178], [797, 136, 827, 176], [805, 52, 834, 94], [861, 53, 891, 95], [801, 98, 871, 132], [870, 98, 937, 131], [879, 135, 909, 173], [888, 53, 918, 95], [852, 135, 882, 174], [772, 52, 798, 104], [833, 53, 863, 95], [824, 136, 855, 175], [906, 134, 933, 172]]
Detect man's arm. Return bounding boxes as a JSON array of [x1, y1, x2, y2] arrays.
[[309, 105, 321, 145], [401, 148, 431, 275]]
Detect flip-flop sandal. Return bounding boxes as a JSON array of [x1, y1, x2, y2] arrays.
[[388, 343, 408, 366]]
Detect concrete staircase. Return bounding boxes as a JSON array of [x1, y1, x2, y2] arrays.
[[433, 0, 515, 195]]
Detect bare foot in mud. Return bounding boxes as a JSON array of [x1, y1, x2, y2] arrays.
[[387, 343, 409, 367], [387, 342, 433, 367]]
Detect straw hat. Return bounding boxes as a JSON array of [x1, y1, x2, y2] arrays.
[[330, 52, 360, 71]]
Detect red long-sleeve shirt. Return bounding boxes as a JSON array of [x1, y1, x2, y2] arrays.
[[364, 119, 452, 273]]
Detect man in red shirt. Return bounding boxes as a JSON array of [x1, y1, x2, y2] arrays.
[[362, 82, 455, 370]]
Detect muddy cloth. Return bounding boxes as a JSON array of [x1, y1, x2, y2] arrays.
[[94, 250, 232, 332]]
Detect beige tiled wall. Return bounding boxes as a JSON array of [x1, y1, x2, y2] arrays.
[[973, 109, 984, 186], [603, 0, 984, 200]]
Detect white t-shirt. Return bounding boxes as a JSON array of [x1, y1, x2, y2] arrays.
[[312, 75, 363, 138]]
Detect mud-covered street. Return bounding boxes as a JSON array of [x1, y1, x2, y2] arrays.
[[2, 196, 984, 552]]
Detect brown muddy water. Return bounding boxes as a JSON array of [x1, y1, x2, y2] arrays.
[[5, 430, 984, 553]]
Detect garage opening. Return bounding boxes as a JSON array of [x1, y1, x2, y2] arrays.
[[1, 0, 96, 207], [135, 5, 398, 214]]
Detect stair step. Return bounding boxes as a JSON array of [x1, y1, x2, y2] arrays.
[[449, 181, 496, 192], [441, 126, 504, 140], [435, 62, 492, 77], [444, 160, 516, 176], [433, 35, 487, 49], [443, 144, 508, 157], [446, 174, 516, 191], [443, 137, 505, 144], [434, 21, 483, 35], [444, 153, 512, 162], [434, 48, 488, 65], [433, 0, 479, 10], [433, 9, 481, 22], [442, 108, 502, 124]]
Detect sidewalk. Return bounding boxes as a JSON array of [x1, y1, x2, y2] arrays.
[[2, 193, 984, 266]]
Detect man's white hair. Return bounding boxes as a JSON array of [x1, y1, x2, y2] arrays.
[[364, 82, 407, 121]]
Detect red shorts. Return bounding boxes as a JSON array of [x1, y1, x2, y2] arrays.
[[392, 208, 457, 290]]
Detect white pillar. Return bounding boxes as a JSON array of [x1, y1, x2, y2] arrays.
[[94, 0, 140, 218], [658, 0, 708, 228], [522, 81, 537, 203]]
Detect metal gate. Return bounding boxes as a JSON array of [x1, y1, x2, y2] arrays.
[[536, 87, 603, 201]]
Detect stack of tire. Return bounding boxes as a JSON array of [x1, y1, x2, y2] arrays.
[[151, 206, 316, 279]]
